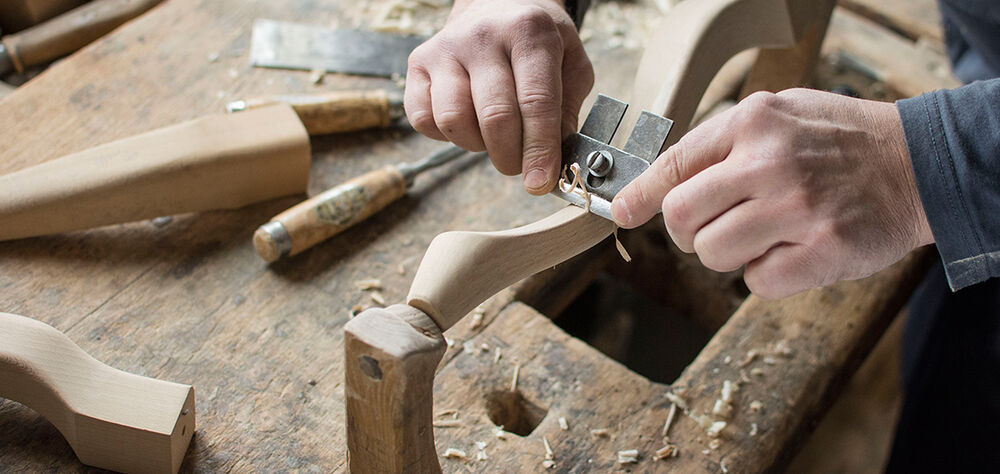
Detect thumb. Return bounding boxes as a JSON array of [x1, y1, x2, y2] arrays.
[[611, 109, 736, 228]]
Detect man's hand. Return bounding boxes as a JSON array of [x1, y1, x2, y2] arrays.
[[405, 0, 594, 195], [612, 89, 934, 299]]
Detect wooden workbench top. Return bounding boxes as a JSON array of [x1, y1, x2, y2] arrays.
[[0, 0, 943, 472]]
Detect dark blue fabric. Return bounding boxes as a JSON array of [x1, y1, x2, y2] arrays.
[[897, 79, 1000, 290], [939, 0, 1000, 82]]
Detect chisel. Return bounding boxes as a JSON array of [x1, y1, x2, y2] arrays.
[[226, 89, 404, 136], [253, 145, 475, 262], [0, 0, 164, 76]]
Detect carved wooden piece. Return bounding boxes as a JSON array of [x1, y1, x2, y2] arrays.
[[407, 205, 615, 331], [344, 305, 446, 473], [1, 0, 165, 73], [0, 104, 310, 241], [0, 312, 195, 474]]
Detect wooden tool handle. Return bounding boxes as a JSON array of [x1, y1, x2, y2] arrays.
[[253, 165, 407, 262], [1, 0, 163, 73], [0, 312, 194, 474], [0, 104, 310, 241], [407, 206, 615, 330], [236, 90, 395, 135], [344, 305, 445, 473]]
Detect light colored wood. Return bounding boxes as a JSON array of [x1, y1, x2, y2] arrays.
[[0, 312, 194, 474], [407, 205, 615, 331], [619, 0, 834, 150], [840, 0, 943, 45], [0, 104, 310, 241], [237, 90, 396, 135], [0, 0, 84, 33], [823, 7, 960, 98], [344, 305, 446, 473], [1, 0, 164, 73], [254, 165, 407, 262]]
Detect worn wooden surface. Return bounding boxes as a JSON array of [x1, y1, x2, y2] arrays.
[[0, 0, 945, 472]]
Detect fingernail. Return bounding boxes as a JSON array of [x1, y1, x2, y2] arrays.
[[611, 196, 631, 226], [524, 168, 549, 192]]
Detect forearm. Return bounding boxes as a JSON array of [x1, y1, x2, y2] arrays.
[[897, 78, 1000, 289]]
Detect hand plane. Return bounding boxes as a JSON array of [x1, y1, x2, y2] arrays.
[[551, 94, 674, 220]]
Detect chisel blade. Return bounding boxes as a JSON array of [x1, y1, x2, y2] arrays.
[[250, 19, 427, 78]]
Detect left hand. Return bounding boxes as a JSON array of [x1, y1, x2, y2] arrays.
[[611, 88, 933, 299]]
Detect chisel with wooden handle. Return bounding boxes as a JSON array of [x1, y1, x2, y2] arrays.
[[253, 145, 473, 262], [0, 0, 164, 76], [226, 89, 404, 136]]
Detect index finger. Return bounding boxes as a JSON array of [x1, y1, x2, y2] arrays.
[[611, 108, 737, 228]]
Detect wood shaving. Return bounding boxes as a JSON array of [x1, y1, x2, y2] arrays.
[[469, 312, 484, 330], [493, 347, 502, 364], [558, 417, 569, 431], [433, 419, 462, 427], [690, 413, 714, 430], [480, 343, 490, 352], [495, 426, 510, 440], [721, 380, 736, 403], [442, 448, 467, 460], [706, 421, 727, 438], [511, 363, 520, 391], [712, 400, 733, 418], [774, 339, 794, 357], [558, 163, 592, 212], [369, 291, 387, 306], [739, 349, 758, 367], [749, 423, 759, 436], [542, 460, 556, 469], [763, 356, 776, 365], [590, 428, 611, 438], [723, 355, 732, 364], [543, 436, 554, 460], [665, 391, 690, 413], [435, 409, 457, 418], [353, 279, 382, 291], [475, 441, 488, 461], [614, 227, 632, 262], [750, 368, 765, 377], [662, 402, 677, 437], [654, 444, 679, 460], [617, 449, 639, 464], [749, 400, 763, 412], [397, 263, 406, 275], [709, 439, 721, 450], [309, 68, 325, 85], [721, 460, 729, 473]]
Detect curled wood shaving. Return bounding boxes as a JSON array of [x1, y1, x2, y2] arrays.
[[442, 448, 467, 460], [617, 449, 639, 464], [614, 227, 632, 262], [558, 163, 592, 212], [654, 444, 679, 460]]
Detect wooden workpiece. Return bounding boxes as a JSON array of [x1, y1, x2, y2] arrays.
[[0, 0, 953, 472]]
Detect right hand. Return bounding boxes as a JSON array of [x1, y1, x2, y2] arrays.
[[404, 0, 594, 195]]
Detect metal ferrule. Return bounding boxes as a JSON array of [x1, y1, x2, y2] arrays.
[[260, 221, 292, 258]]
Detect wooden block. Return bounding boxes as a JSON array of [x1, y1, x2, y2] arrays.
[[0, 312, 195, 474]]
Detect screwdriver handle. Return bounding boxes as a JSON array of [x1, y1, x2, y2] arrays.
[[231, 90, 400, 136], [253, 165, 407, 262]]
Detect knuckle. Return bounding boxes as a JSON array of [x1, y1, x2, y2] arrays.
[[465, 22, 499, 48], [406, 108, 437, 134], [434, 108, 469, 135], [661, 190, 692, 232], [478, 102, 519, 131], [518, 90, 560, 117], [510, 6, 557, 36], [521, 141, 556, 165]]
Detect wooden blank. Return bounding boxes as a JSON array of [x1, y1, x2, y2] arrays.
[[0, 312, 195, 474], [0, 104, 311, 241]]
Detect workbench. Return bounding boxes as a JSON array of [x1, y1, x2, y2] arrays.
[[0, 0, 953, 472]]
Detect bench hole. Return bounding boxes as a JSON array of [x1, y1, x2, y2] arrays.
[[485, 389, 547, 436], [358, 355, 382, 381]]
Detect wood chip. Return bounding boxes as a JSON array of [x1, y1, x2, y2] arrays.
[[542, 459, 556, 469], [558, 417, 569, 431], [397, 263, 406, 275], [739, 349, 758, 367], [750, 368, 765, 376], [721, 460, 729, 472], [543, 436, 554, 460], [723, 355, 732, 364], [709, 438, 721, 450], [369, 291, 387, 306], [469, 312, 484, 329], [433, 419, 462, 427], [721, 380, 736, 403], [442, 448, 467, 460], [665, 391, 690, 413], [774, 339, 794, 357], [354, 278, 382, 291], [661, 402, 678, 437], [750, 423, 759, 436], [590, 428, 611, 438], [706, 421, 727, 438], [654, 444, 678, 460], [617, 449, 639, 464], [712, 399, 733, 418], [493, 347, 502, 364], [495, 426, 510, 440], [435, 409, 457, 418], [749, 400, 763, 412], [511, 363, 520, 391], [309, 68, 325, 84]]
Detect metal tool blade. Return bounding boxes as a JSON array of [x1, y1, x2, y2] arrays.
[[622, 111, 673, 162], [250, 19, 427, 78]]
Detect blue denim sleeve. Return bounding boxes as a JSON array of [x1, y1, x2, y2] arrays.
[[896, 78, 1000, 290]]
